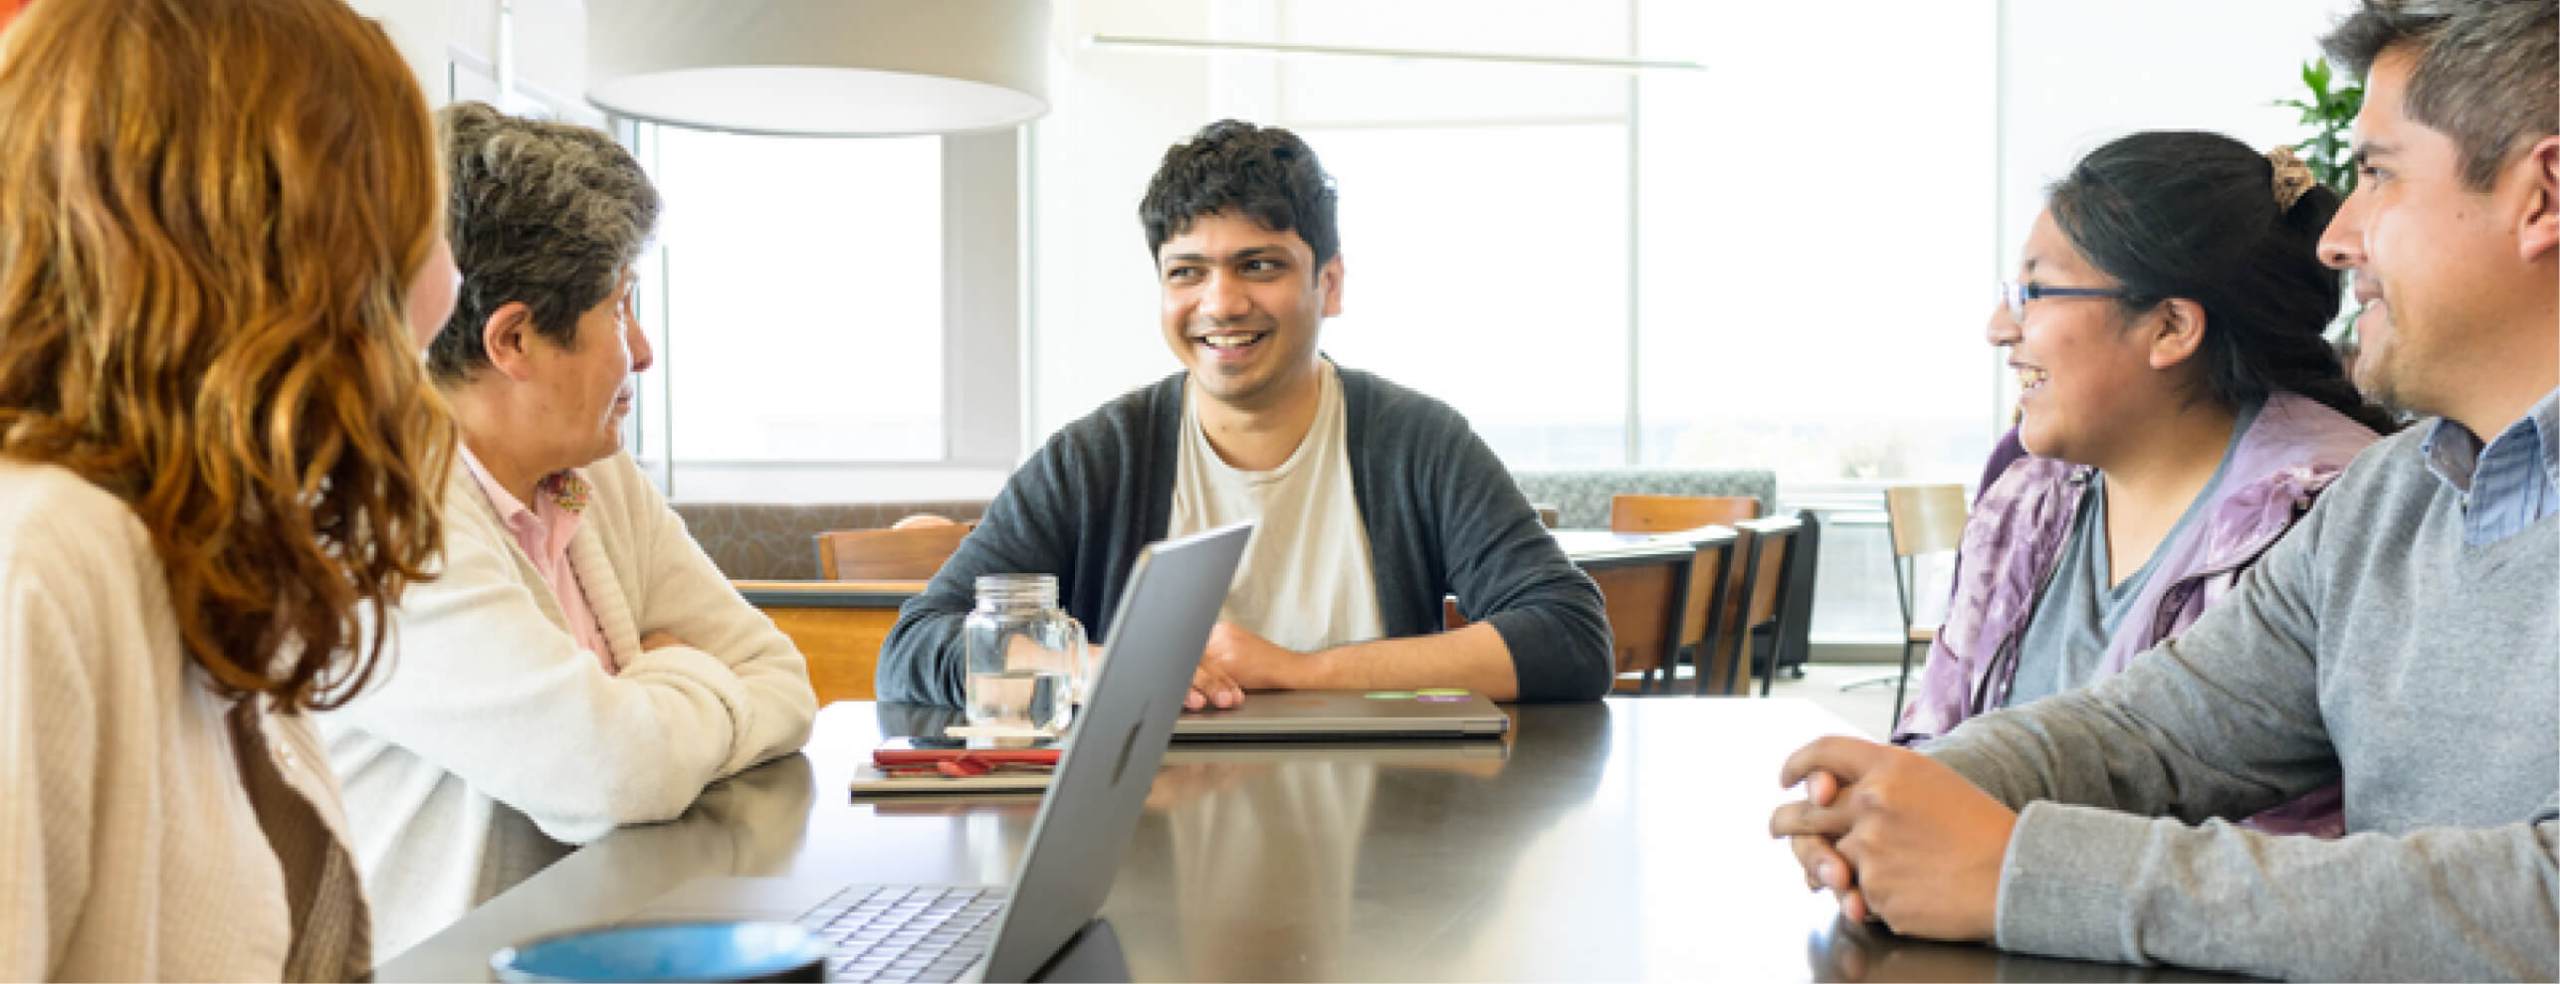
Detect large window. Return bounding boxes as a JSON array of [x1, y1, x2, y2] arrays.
[[620, 124, 1025, 502], [1631, 1, 1999, 484], [1043, 0, 2002, 480], [1263, 0, 1639, 469], [1315, 123, 1631, 467], [634, 128, 946, 464]]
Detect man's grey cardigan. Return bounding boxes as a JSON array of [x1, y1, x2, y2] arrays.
[[875, 365, 1614, 706]]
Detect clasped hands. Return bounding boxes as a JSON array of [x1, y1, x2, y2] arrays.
[[1767, 736, 2018, 942]]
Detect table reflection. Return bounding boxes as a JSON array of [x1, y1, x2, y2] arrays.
[[386, 699, 2241, 982], [1808, 914, 2248, 982]]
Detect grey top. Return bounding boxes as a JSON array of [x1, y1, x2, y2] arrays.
[[2007, 400, 2259, 707], [1924, 418, 2560, 982], [874, 363, 1614, 705]]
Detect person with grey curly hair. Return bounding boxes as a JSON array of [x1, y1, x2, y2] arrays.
[[317, 102, 817, 956]]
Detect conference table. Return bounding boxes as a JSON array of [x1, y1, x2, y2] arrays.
[[1551, 527, 1724, 566], [380, 698, 2235, 982]]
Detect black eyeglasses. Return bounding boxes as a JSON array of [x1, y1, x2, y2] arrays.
[[1997, 280, 2128, 323]]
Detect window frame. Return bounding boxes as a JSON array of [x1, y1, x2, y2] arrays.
[[614, 121, 1028, 501]]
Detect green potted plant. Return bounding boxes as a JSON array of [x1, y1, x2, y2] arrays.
[[2276, 58, 2365, 357]]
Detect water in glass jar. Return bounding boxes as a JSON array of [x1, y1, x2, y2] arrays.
[[966, 669, 1072, 733]]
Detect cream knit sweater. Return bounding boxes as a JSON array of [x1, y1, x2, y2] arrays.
[[0, 459, 355, 980], [319, 450, 817, 959]]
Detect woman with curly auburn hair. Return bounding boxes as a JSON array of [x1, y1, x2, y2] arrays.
[[0, 0, 455, 978]]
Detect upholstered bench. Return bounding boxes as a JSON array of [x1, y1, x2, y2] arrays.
[[672, 500, 990, 581], [674, 469, 1778, 581], [1511, 469, 1779, 528]]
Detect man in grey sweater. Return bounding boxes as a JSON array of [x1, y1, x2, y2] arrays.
[[877, 121, 1612, 709], [1770, 2, 2559, 979]]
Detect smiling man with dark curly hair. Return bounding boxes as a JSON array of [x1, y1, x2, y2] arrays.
[[878, 119, 1611, 711]]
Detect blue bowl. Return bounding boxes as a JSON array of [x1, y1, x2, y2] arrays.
[[489, 921, 827, 983]]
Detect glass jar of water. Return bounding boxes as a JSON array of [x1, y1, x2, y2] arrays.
[[963, 574, 1083, 733]]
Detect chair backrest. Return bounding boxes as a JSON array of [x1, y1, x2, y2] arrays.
[[1672, 537, 1740, 694], [1588, 554, 1691, 693], [1882, 484, 1968, 559], [1672, 538, 1733, 652], [814, 523, 975, 581], [1613, 495, 1759, 669], [1609, 494, 1760, 534], [1701, 514, 1805, 695], [1734, 515, 1803, 627]]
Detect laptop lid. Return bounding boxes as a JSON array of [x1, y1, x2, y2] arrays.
[[1171, 690, 1510, 741], [976, 521, 1251, 982]]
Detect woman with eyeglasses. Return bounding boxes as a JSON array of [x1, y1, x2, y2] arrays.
[[1894, 131, 2390, 832], [0, 0, 454, 977]]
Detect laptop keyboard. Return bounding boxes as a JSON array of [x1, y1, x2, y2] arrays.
[[797, 884, 1007, 983]]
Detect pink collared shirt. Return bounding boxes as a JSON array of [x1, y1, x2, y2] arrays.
[[460, 448, 616, 674]]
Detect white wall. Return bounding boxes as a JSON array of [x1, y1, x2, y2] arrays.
[[1025, 0, 1227, 439], [344, 0, 587, 115]]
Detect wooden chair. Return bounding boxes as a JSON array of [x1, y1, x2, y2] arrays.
[[1609, 494, 1759, 533], [1610, 494, 1758, 691], [1588, 555, 1692, 694], [1458, 533, 1728, 696], [1881, 484, 1968, 727], [1706, 513, 1806, 697], [813, 522, 975, 581], [1664, 536, 1739, 695], [733, 579, 928, 704]]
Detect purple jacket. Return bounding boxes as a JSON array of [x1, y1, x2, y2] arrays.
[[1895, 393, 2379, 832]]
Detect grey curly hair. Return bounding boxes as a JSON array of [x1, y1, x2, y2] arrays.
[[428, 102, 661, 384]]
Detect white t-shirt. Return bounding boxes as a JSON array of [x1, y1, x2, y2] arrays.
[[1167, 361, 1387, 652]]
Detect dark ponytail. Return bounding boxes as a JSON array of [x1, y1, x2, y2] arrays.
[[2047, 131, 2396, 435]]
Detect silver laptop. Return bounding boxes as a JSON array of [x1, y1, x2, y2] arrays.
[[629, 522, 1252, 983], [1171, 689, 1510, 740]]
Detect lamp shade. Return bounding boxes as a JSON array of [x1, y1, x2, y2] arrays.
[[587, 0, 1050, 137]]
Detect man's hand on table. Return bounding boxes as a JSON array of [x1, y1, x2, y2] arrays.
[[1769, 736, 2014, 942], [1184, 622, 1316, 711]]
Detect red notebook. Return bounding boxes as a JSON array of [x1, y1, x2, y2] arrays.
[[852, 738, 1060, 796]]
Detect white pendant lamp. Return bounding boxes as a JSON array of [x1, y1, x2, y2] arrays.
[[586, 0, 1051, 137]]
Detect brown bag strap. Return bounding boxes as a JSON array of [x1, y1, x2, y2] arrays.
[[227, 698, 373, 982]]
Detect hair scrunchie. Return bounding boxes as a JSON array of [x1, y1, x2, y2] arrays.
[[2268, 145, 2320, 211]]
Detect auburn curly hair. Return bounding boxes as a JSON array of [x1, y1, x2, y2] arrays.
[[0, 0, 455, 710]]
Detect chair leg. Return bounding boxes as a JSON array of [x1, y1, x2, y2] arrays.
[[1888, 638, 1919, 731], [1759, 631, 1777, 697]]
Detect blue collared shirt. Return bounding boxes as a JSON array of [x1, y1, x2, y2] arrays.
[[2421, 389, 2560, 545]]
